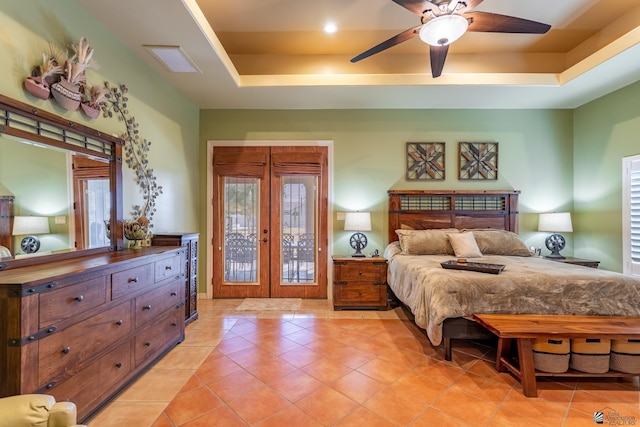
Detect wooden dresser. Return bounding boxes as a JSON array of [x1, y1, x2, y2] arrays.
[[152, 232, 199, 324], [0, 246, 186, 422]]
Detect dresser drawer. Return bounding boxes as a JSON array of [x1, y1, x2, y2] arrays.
[[334, 283, 387, 306], [38, 301, 131, 384], [39, 276, 107, 327], [154, 253, 182, 283], [112, 263, 154, 299], [134, 307, 183, 367], [134, 280, 182, 329], [45, 341, 131, 421], [333, 261, 386, 283]]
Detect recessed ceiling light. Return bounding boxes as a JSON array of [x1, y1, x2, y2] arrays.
[[323, 22, 337, 34], [144, 45, 200, 73]]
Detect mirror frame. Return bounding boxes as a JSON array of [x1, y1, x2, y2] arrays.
[[0, 94, 123, 270]]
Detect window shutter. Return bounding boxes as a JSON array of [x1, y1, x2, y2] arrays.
[[213, 151, 267, 178], [272, 152, 323, 176], [624, 156, 640, 275], [630, 163, 640, 263]]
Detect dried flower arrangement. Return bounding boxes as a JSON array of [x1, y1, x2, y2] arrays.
[[123, 216, 150, 240], [23, 44, 64, 100], [81, 84, 108, 118], [51, 37, 98, 111], [64, 37, 97, 87]]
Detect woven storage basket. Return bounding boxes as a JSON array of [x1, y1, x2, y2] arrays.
[[610, 339, 640, 374], [570, 338, 611, 374], [532, 338, 570, 373]]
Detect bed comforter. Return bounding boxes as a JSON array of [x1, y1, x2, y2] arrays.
[[384, 243, 640, 346]]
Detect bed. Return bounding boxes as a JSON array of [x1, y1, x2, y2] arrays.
[[385, 190, 640, 360]]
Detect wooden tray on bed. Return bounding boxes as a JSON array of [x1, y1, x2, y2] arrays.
[[441, 260, 506, 274]]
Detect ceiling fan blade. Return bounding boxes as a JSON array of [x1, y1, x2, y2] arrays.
[[429, 44, 449, 78], [392, 0, 441, 16], [351, 25, 422, 63], [466, 11, 551, 34]]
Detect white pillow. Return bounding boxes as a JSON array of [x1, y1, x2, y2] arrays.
[[0, 245, 10, 258], [448, 232, 483, 258]]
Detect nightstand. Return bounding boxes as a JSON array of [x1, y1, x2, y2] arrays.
[[332, 256, 388, 310], [547, 256, 600, 268]]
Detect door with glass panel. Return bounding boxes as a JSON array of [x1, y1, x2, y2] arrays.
[[72, 155, 111, 250], [212, 145, 327, 299]]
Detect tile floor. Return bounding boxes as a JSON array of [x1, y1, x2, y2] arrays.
[[87, 299, 640, 426]]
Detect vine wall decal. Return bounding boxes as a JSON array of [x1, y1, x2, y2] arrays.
[[101, 81, 163, 229]]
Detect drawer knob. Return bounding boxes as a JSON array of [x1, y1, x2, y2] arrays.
[[75, 295, 84, 302], [143, 305, 152, 311], [171, 322, 178, 327], [144, 341, 151, 347], [115, 320, 123, 326], [170, 291, 178, 296], [115, 362, 123, 369], [165, 265, 172, 270], [358, 271, 363, 275], [62, 346, 71, 355], [128, 277, 139, 283]]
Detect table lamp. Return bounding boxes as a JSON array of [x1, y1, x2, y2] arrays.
[[538, 212, 573, 259], [12, 216, 50, 254], [344, 212, 371, 257]]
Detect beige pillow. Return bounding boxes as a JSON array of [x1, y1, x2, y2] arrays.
[[448, 232, 483, 258], [465, 229, 531, 257], [395, 228, 459, 255]]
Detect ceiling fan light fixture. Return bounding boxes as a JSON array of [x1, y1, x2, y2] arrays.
[[419, 14, 468, 46]]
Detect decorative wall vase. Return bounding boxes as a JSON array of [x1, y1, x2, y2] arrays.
[[24, 76, 50, 100], [51, 79, 82, 110], [81, 102, 100, 119]]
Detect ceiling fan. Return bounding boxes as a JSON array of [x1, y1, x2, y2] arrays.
[[351, 0, 551, 78]]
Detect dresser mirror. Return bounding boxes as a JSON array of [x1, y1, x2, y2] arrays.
[[0, 94, 123, 270]]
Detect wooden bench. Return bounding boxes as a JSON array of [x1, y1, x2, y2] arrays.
[[473, 314, 640, 397]]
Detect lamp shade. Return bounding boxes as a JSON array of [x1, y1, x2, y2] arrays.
[[538, 212, 573, 233], [12, 216, 50, 236], [344, 212, 371, 232], [419, 14, 469, 46]]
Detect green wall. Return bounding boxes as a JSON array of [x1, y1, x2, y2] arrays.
[[0, 2, 200, 250], [200, 109, 575, 259], [574, 80, 640, 271]]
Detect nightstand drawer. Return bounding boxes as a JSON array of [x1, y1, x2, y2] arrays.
[[334, 283, 387, 305], [333, 261, 386, 283]]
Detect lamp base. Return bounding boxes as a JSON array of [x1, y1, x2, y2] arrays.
[[20, 235, 41, 254], [349, 232, 368, 257], [544, 233, 567, 260]]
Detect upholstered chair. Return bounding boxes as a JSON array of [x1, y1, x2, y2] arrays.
[[0, 394, 86, 427]]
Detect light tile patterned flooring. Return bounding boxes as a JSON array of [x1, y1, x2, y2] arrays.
[[87, 299, 640, 426]]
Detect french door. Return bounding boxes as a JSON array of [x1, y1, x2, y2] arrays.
[[72, 155, 111, 249], [212, 145, 328, 298]]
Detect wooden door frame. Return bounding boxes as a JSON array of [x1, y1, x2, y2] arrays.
[[206, 140, 334, 300]]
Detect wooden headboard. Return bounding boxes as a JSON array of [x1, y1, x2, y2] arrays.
[[388, 190, 520, 242]]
